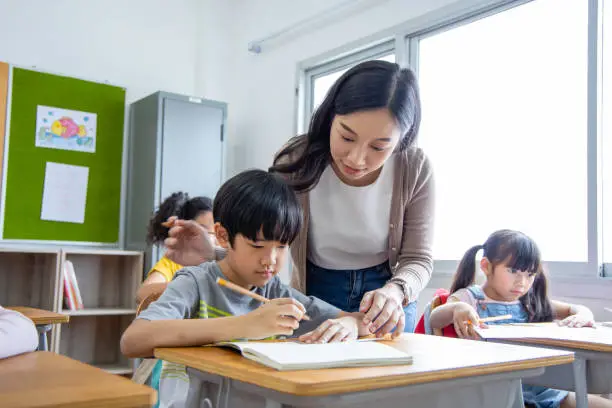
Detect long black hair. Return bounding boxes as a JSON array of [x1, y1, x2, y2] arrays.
[[269, 60, 421, 192], [146, 192, 213, 245], [213, 169, 302, 246], [450, 229, 554, 323]]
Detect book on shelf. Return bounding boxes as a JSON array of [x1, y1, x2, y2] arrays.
[[63, 260, 84, 310]]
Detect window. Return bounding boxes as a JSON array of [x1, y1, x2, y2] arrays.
[[604, 0, 612, 265], [300, 0, 609, 277], [311, 53, 396, 112], [417, 0, 588, 262]]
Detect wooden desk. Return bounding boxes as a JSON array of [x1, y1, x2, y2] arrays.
[[481, 324, 612, 408], [7, 307, 69, 351], [156, 333, 573, 408], [8, 307, 70, 325], [0, 351, 155, 408]]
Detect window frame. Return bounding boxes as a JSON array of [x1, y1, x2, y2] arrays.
[[601, 0, 611, 277], [297, 0, 610, 280], [301, 41, 395, 133]]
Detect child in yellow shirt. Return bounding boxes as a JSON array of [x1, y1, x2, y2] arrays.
[[136, 192, 214, 304]]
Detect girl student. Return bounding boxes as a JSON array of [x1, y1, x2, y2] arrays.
[[429, 229, 612, 408], [136, 192, 214, 304]]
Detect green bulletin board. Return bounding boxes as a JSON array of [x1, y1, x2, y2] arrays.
[[2, 68, 125, 243]]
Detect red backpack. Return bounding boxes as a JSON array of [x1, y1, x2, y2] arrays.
[[414, 288, 458, 338]]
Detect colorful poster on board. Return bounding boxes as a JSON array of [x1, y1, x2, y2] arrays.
[[35, 105, 97, 153]]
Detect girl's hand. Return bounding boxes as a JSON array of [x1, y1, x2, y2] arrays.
[[164, 217, 215, 266], [359, 284, 405, 338], [298, 316, 359, 343], [558, 314, 595, 328], [452, 303, 484, 339], [243, 298, 307, 339]]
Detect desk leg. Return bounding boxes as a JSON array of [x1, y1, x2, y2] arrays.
[[573, 357, 589, 408], [185, 375, 204, 408], [263, 400, 281, 408], [36, 324, 52, 351]]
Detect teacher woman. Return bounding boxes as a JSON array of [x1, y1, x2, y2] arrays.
[[165, 60, 434, 335]]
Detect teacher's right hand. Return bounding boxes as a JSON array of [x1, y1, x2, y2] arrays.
[[164, 216, 215, 266]]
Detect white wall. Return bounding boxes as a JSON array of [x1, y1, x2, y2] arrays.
[[196, 0, 465, 177], [0, 0, 199, 103]]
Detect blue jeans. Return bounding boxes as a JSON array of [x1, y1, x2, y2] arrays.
[[306, 260, 417, 332]]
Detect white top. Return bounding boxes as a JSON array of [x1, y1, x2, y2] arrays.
[[308, 155, 395, 270], [0, 306, 38, 359]]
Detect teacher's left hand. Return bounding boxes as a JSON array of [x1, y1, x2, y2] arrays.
[[359, 284, 405, 338]]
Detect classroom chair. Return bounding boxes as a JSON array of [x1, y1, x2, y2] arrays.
[[414, 288, 458, 338]]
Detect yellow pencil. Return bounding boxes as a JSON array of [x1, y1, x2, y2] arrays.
[[161, 218, 175, 228], [468, 314, 513, 325], [216, 277, 310, 321]]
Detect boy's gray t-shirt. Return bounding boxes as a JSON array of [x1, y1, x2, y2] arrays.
[[138, 261, 341, 335]]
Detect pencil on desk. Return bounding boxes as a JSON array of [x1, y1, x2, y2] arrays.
[[216, 277, 310, 321], [468, 314, 513, 325]]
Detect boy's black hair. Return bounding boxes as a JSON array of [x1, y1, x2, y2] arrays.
[[214, 169, 302, 245], [147, 192, 213, 245]]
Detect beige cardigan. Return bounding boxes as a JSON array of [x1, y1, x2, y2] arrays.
[[289, 147, 435, 305]]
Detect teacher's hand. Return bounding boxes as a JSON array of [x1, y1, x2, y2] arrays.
[[163, 216, 215, 266], [359, 284, 405, 338]]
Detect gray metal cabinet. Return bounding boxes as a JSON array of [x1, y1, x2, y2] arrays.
[[124, 91, 226, 272]]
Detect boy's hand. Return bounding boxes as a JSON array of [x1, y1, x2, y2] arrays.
[[298, 316, 359, 343], [243, 298, 307, 339], [558, 314, 595, 328], [452, 302, 485, 339]]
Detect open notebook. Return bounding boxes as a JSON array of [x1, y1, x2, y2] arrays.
[[475, 323, 612, 347], [214, 340, 413, 371]]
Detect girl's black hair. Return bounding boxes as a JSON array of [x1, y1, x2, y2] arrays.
[[147, 192, 213, 245], [269, 60, 421, 192], [213, 169, 302, 246], [450, 229, 554, 323]]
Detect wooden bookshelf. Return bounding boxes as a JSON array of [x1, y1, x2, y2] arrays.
[[0, 247, 62, 347], [0, 246, 143, 375], [64, 308, 137, 316], [0, 247, 61, 310], [55, 249, 143, 374]]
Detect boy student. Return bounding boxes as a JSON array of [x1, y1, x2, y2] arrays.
[[121, 169, 371, 408]]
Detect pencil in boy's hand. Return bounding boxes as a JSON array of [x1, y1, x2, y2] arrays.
[[467, 314, 513, 325], [216, 277, 310, 321]]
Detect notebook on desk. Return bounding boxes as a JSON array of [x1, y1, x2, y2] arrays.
[[213, 340, 413, 371], [475, 323, 612, 347]]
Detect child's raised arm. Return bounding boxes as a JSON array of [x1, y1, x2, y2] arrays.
[[551, 300, 595, 328]]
